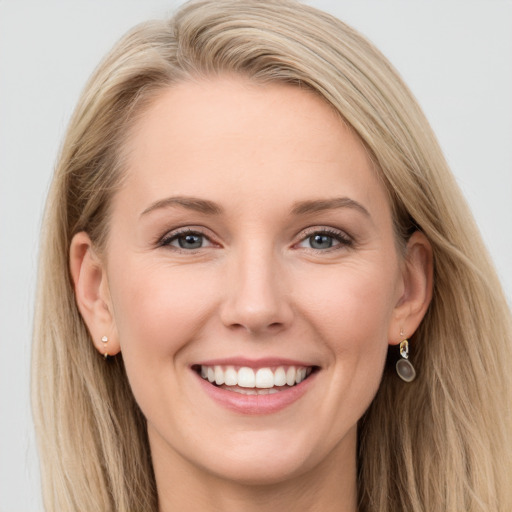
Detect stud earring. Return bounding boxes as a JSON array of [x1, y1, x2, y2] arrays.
[[396, 337, 416, 383], [101, 335, 109, 359]]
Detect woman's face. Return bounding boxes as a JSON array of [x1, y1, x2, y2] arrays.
[[100, 77, 408, 484]]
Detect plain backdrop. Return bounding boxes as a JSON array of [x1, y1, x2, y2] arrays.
[[1, 1, 511, 510]]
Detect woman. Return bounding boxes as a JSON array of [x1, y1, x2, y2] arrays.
[[32, 1, 512, 510]]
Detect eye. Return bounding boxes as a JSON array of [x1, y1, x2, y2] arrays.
[[297, 228, 352, 251], [307, 233, 337, 250], [160, 230, 214, 250]]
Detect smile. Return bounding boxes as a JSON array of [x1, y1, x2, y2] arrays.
[[194, 365, 315, 395], [192, 361, 319, 414]]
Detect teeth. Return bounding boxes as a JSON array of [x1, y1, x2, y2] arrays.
[[219, 386, 282, 395], [295, 368, 307, 384], [274, 367, 287, 386], [238, 367, 256, 388], [199, 364, 313, 389], [224, 366, 237, 386], [214, 366, 224, 385], [255, 368, 274, 388]]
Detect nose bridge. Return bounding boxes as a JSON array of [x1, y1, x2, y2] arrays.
[[220, 237, 291, 334]]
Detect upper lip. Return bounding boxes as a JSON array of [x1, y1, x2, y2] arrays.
[[192, 357, 318, 369]]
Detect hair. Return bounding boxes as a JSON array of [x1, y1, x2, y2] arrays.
[[32, 1, 512, 510]]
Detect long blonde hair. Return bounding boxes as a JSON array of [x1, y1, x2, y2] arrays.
[[32, 1, 512, 510]]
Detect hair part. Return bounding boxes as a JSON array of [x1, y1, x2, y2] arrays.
[[33, 1, 512, 510]]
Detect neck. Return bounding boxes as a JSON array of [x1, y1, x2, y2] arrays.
[[153, 428, 358, 512]]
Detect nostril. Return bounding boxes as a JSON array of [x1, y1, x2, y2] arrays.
[[248, 321, 285, 335], [225, 321, 284, 335]]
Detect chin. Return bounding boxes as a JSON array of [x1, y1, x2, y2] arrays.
[[198, 448, 317, 486]]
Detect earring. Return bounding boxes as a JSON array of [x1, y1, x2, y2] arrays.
[[101, 335, 109, 359], [396, 338, 416, 382]]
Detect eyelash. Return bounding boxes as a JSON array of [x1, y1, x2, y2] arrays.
[[157, 226, 353, 252]]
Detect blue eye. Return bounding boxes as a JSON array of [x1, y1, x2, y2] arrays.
[[161, 231, 212, 250], [175, 233, 204, 249], [297, 229, 352, 250], [308, 234, 335, 249]]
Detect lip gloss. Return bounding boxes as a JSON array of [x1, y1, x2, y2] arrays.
[[194, 369, 317, 415]]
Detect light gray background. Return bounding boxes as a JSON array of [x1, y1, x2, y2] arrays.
[[1, 1, 511, 510]]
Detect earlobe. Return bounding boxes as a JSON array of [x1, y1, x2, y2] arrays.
[[389, 231, 434, 345], [69, 232, 120, 356]]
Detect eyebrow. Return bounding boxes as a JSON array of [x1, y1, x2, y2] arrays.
[[140, 196, 223, 217], [140, 195, 370, 218], [291, 197, 370, 217]]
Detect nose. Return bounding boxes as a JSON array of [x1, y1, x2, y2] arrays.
[[219, 245, 293, 336]]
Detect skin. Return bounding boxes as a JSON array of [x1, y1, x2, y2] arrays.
[[70, 77, 432, 512]]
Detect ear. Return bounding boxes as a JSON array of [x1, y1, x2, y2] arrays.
[[388, 231, 433, 344], [69, 231, 120, 357]]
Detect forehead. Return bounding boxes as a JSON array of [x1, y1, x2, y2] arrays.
[[117, 76, 390, 220]]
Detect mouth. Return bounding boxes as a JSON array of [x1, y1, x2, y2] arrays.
[[192, 364, 318, 395]]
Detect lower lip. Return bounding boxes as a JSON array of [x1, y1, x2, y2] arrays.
[[195, 371, 317, 415]]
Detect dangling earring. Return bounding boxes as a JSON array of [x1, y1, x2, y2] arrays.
[[396, 336, 416, 383], [101, 335, 109, 359]]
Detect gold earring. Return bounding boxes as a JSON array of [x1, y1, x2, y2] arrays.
[[396, 338, 416, 382], [101, 335, 109, 359]]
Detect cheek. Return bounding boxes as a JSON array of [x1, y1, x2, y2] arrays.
[[107, 259, 225, 428], [108, 259, 218, 379], [299, 262, 399, 344], [294, 258, 400, 410]]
